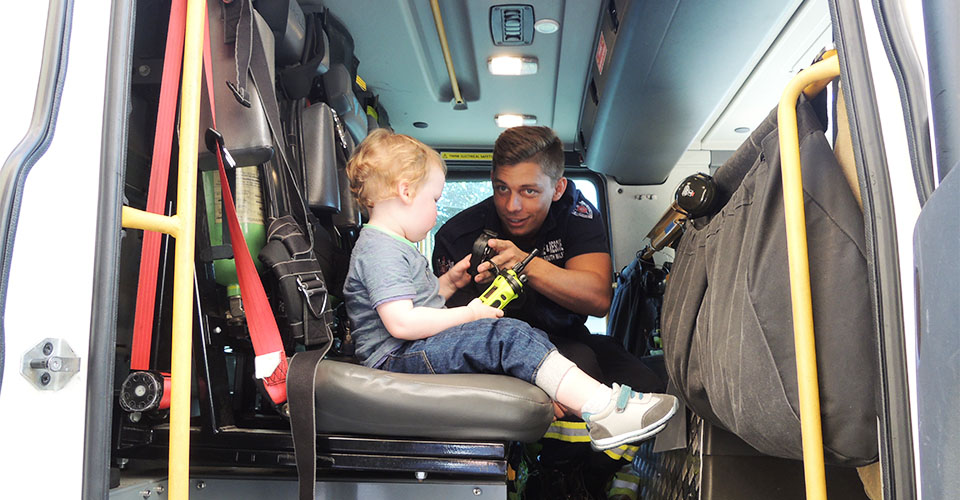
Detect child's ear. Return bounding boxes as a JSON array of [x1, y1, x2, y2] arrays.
[[397, 180, 414, 204]]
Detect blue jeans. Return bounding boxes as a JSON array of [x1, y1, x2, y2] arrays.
[[378, 318, 557, 384]]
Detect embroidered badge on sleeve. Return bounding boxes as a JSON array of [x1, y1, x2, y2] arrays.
[[572, 200, 594, 219]]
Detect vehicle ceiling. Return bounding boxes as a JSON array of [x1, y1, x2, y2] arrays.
[[320, 0, 831, 184]]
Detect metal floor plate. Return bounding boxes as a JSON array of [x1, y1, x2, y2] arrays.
[[110, 476, 506, 500]]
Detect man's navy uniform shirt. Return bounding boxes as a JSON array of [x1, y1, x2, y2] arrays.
[[432, 181, 609, 337]]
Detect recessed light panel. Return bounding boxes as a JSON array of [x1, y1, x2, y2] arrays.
[[487, 56, 538, 76], [495, 114, 537, 128]]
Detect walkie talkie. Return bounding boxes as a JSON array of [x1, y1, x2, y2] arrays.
[[479, 248, 540, 309]]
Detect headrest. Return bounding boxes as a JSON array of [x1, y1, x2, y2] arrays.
[[320, 12, 367, 144], [299, 102, 341, 213], [255, 0, 306, 66], [323, 64, 368, 144], [332, 129, 362, 228], [198, 3, 275, 170]]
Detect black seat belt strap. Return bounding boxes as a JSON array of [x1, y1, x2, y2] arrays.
[[288, 348, 328, 500], [222, 0, 253, 107]]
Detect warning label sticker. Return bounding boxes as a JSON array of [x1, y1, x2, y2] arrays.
[[440, 152, 493, 161], [595, 33, 607, 75]]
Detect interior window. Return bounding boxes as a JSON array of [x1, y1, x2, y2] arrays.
[[565, 175, 607, 335], [419, 178, 493, 259]]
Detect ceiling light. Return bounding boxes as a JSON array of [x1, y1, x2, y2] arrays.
[[534, 19, 560, 34], [495, 114, 537, 128], [487, 56, 538, 76]]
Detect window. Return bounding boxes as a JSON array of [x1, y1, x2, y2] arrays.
[[419, 179, 493, 259]]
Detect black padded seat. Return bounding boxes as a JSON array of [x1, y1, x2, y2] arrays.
[[312, 360, 554, 442]]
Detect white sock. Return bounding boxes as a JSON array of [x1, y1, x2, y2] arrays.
[[534, 350, 576, 399], [581, 386, 614, 415]]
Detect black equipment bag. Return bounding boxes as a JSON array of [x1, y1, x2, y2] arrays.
[[259, 215, 335, 346], [609, 256, 667, 358], [661, 98, 878, 466]]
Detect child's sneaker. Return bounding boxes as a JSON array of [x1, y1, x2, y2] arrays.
[[582, 384, 679, 451]]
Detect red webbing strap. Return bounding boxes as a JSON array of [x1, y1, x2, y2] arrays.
[[202, 10, 288, 404], [130, 0, 188, 371]]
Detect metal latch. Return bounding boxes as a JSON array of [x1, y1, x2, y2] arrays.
[[20, 338, 80, 391]]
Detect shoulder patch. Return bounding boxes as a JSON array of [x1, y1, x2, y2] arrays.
[[571, 200, 593, 219]]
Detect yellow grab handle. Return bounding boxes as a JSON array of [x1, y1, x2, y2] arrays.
[[777, 54, 841, 500], [164, 0, 204, 496], [119, 0, 205, 497], [429, 0, 465, 107]]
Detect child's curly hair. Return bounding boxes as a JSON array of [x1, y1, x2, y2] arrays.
[[345, 129, 446, 208]]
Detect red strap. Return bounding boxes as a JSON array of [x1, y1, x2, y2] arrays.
[[130, 0, 188, 371], [202, 10, 288, 404]]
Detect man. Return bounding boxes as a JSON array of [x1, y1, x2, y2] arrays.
[[432, 126, 663, 395]]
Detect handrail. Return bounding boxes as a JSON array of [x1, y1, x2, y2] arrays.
[[777, 53, 841, 500], [119, 0, 205, 497], [802, 49, 839, 99], [429, 0, 466, 109]]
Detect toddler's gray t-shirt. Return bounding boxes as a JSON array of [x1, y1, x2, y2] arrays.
[[344, 226, 446, 366]]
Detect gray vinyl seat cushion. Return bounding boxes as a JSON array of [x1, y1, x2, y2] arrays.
[[313, 360, 555, 442]]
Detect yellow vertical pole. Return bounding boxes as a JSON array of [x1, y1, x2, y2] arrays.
[[167, 0, 204, 497], [777, 54, 841, 500]]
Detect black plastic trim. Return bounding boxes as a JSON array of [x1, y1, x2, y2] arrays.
[[82, 0, 134, 498], [121, 427, 510, 476], [873, 0, 936, 204], [830, 1, 916, 498], [0, 0, 73, 400]]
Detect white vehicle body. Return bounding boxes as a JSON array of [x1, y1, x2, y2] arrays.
[[0, 0, 954, 499]]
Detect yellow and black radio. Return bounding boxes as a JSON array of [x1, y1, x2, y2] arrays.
[[479, 248, 540, 309]]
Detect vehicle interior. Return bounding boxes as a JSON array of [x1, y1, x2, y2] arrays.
[[103, 0, 920, 498]]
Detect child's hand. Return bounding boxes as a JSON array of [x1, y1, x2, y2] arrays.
[[437, 254, 475, 300], [443, 254, 474, 289], [467, 298, 504, 320]]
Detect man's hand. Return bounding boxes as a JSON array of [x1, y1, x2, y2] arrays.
[[466, 298, 504, 320], [475, 238, 613, 317], [474, 238, 528, 284]]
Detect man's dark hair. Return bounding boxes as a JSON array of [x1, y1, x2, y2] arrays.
[[492, 126, 564, 181]]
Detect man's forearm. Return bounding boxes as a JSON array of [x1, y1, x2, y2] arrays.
[[524, 256, 613, 316]]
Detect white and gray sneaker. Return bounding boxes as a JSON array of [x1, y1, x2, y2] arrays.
[[582, 384, 679, 451]]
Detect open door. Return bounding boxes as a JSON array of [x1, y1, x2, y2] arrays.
[[915, 1, 960, 497]]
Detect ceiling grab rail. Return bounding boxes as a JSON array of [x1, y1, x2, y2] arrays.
[[777, 52, 841, 500], [429, 0, 466, 110], [119, 0, 206, 497]]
